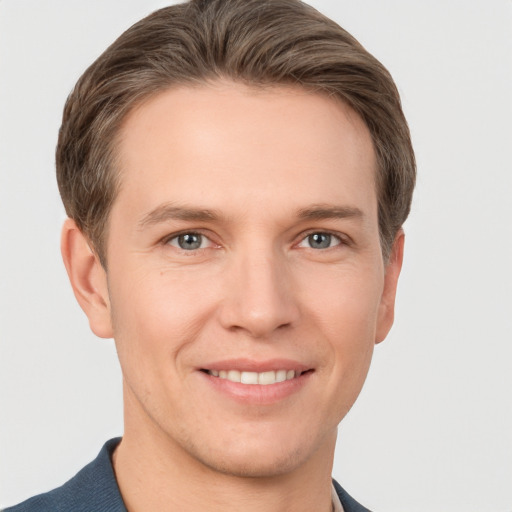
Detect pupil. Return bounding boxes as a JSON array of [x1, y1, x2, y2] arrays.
[[309, 233, 330, 249], [179, 233, 201, 250]]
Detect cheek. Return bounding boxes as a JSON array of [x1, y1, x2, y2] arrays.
[[108, 264, 220, 375], [298, 264, 383, 389], [300, 262, 384, 337]]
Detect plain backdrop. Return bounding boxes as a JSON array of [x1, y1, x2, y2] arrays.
[[1, 1, 511, 511]]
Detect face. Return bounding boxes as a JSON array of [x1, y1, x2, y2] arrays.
[[79, 81, 402, 478]]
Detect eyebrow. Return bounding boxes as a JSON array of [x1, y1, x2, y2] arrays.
[[138, 202, 364, 230], [297, 204, 364, 221], [138, 203, 220, 229]]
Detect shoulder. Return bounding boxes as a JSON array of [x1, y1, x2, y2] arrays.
[[333, 479, 373, 512], [3, 438, 125, 512]]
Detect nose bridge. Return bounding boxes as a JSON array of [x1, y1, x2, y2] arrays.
[[219, 242, 299, 337]]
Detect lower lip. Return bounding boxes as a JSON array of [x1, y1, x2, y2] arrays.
[[198, 371, 313, 405]]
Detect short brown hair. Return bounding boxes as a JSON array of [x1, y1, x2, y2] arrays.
[[56, 0, 415, 266]]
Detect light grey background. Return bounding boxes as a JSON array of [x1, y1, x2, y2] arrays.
[[1, 1, 511, 510]]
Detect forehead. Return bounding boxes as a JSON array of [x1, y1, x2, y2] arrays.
[[114, 81, 377, 221]]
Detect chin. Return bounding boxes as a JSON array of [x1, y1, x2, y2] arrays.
[[196, 445, 306, 479], [178, 425, 334, 479]]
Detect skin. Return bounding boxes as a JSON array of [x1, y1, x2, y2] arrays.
[[62, 81, 404, 512]]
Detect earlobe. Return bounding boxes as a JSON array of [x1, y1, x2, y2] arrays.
[[375, 230, 405, 344], [61, 218, 113, 339]]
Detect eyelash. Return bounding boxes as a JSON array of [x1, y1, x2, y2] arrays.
[[296, 230, 346, 250], [162, 231, 215, 252], [162, 229, 349, 253]]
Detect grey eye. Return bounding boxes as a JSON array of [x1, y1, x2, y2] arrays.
[[174, 233, 204, 250], [308, 233, 332, 249], [298, 232, 341, 249]]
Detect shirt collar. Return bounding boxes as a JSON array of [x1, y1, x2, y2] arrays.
[[332, 482, 345, 512]]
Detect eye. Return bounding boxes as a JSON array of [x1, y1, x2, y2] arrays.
[[298, 232, 342, 250], [167, 232, 211, 251]]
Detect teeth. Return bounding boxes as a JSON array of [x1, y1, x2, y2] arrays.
[[275, 370, 287, 383], [241, 371, 258, 384], [207, 369, 299, 385], [258, 371, 276, 385], [227, 370, 241, 382]]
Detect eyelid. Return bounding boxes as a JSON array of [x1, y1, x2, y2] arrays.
[[158, 228, 350, 251], [295, 229, 350, 249], [161, 229, 217, 249]]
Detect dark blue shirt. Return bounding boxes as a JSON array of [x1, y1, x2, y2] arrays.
[[4, 438, 371, 512]]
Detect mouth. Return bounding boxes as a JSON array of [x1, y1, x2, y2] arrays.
[[198, 361, 314, 404], [200, 368, 312, 385]]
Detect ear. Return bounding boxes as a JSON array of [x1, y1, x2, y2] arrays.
[[61, 218, 113, 338], [375, 229, 405, 344]]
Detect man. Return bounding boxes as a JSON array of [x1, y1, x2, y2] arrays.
[[4, 0, 415, 510]]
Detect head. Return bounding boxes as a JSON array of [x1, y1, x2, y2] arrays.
[[58, 0, 415, 480], [57, 0, 415, 267]]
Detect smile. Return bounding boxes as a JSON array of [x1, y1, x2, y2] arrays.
[[205, 369, 303, 385], [199, 362, 314, 404]]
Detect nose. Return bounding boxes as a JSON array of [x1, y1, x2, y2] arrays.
[[218, 247, 300, 338]]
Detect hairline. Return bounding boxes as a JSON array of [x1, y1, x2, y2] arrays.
[[94, 78, 386, 267]]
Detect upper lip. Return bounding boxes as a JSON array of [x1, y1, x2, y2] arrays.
[[199, 358, 312, 373]]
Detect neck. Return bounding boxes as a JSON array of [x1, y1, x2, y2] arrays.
[[113, 391, 337, 512]]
